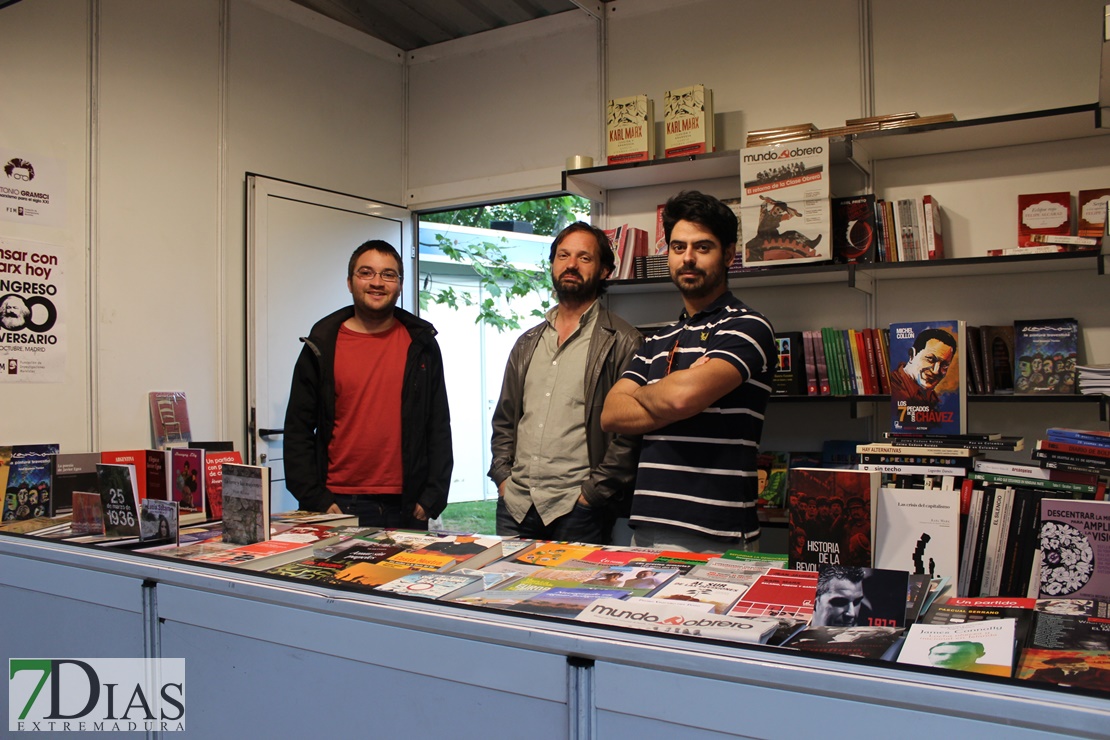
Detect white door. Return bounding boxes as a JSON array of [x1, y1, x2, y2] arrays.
[[246, 175, 412, 514]]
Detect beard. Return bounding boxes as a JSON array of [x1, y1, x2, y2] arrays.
[[671, 261, 726, 299], [1, 312, 27, 330], [553, 268, 600, 303]]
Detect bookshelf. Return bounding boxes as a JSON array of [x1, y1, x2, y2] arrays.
[[566, 105, 1110, 448]]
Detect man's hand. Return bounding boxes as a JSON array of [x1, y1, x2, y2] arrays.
[[413, 503, 427, 521], [577, 494, 590, 507], [326, 503, 343, 515]]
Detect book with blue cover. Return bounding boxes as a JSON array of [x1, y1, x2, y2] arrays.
[[888, 320, 966, 435]]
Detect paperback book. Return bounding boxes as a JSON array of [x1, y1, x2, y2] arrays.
[[148, 390, 192, 449], [788, 467, 879, 571], [662, 83, 713, 157], [220, 463, 270, 546], [873, 487, 961, 583], [169, 448, 206, 518], [1036, 499, 1110, 602], [96, 463, 141, 538], [139, 498, 179, 543], [2, 443, 59, 521], [578, 597, 780, 644], [1013, 318, 1079, 395], [605, 93, 654, 165], [48, 452, 98, 516], [831, 194, 878, 263], [1018, 192, 1071, 247], [888, 320, 966, 435], [897, 618, 1017, 677]]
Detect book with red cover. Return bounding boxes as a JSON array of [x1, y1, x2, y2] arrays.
[[1018, 192, 1071, 247], [788, 467, 879, 572], [1077, 188, 1110, 240], [101, 450, 153, 501], [203, 450, 243, 520], [921, 194, 945, 259]]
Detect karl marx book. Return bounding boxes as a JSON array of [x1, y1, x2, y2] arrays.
[[96, 463, 141, 538], [888, 320, 966, 435], [220, 462, 270, 546], [1013, 317, 1078, 395], [1018, 192, 1071, 247], [2, 443, 59, 521], [831, 194, 878, 263], [148, 390, 192, 449], [1036, 499, 1110, 602], [606, 93, 654, 165], [788, 467, 879, 571], [874, 487, 961, 584], [663, 83, 713, 157]]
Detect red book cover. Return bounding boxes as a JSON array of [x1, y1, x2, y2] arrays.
[[1017, 192, 1071, 247], [1035, 439, 1110, 460], [204, 450, 243, 520], [101, 450, 149, 501], [1077, 188, 1110, 239]]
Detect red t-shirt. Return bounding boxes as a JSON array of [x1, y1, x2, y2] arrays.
[[326, 321, 411, 494]]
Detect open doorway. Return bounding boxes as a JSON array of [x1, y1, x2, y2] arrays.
[[416, 195, 590, 509]]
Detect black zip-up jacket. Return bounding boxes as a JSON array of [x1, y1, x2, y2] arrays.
[[283, 305, 453, 518]]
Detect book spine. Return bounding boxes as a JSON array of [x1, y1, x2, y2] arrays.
[[967, 471, 1096, 495], [849, 329, 867, 394], [842, 329, 859, 394], [1045, 429, 1110, 448], [958, 483, 981, 598], [1036, 439, 1110, 459], [998, 488, 1031, 597], [857, 463, 968, 476], [859, 454, 973, 467], [1032, 449, 1110, 470], [803, 330, 819, 396], [859, 444, 974, 456], [813, 329, 831, 395], [969, 486, 996, 598]]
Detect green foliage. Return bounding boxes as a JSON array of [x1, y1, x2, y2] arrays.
[[420, 234, 552, 332], [435, 499, 497, 535], [421, 195, 588, 236], [419, 195, 589, 331]]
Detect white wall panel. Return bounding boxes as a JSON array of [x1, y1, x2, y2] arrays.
[[0, 0, 92, 450], [871, 0, 1105, 119], [606, 0, 863, 147], [406, 11, 600, 209]]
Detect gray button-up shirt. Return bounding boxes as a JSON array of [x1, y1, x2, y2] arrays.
[[502, 301, 598, 525]]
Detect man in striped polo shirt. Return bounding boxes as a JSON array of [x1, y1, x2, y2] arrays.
[[601, 190, 776, 552]]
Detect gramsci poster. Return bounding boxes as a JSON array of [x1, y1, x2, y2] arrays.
[[0, 237, 66, 382]]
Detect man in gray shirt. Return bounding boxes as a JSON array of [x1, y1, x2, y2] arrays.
[[489, 222, 642, 544]]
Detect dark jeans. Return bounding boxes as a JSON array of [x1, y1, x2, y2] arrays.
[[334, 494, 426, 530], [495, 497, 607, 545]]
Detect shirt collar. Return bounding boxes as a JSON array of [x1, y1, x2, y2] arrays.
[[678, 291, 734, 321], [546, 298, 600, 329]]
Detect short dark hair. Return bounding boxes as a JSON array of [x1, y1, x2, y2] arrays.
[[816, 566, 865, 597], [662, 190, 739, 249], [348, 240, 404, 280], [912, 327, 957, 355], [549, 221, 614, 294]]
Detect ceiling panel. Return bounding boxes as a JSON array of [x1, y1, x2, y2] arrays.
[[290, 0, 582, 51]]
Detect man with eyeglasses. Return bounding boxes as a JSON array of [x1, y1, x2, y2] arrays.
[[602, 190, 776, 553], [489, 221, 642, 545], [284, 239, 452, 529]]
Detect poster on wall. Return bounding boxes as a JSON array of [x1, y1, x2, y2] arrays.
[[0, 237, 66, 383], [0, 148, 66, 228]]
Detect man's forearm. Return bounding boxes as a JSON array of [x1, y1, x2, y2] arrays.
[[601, 388, 665, 435]]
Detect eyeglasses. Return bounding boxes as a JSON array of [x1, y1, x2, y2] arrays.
[[353, 267, 401, 282]]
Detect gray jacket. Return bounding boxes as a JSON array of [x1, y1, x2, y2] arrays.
[[488, 304, 643, 510]]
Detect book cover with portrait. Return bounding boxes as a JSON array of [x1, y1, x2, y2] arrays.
[[787, 467, 879, 572], [1013, 317, 1078, 395], [888, 320, 966, 435]]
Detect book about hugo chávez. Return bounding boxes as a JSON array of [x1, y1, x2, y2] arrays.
[[606, 94, 654, 165], [1013, 318, 1078, 395], [1036, 499, 1110, 602], [888, 320, 966, 435]]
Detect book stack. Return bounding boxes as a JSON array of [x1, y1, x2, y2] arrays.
[[606, 224, 649, 281], [1033, 428, 1110, 479], [744, 112, 956, 148], [1005, 190, 1107, 256], [632, 254, 668, 280], [1076, 364, 1110, 396]]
